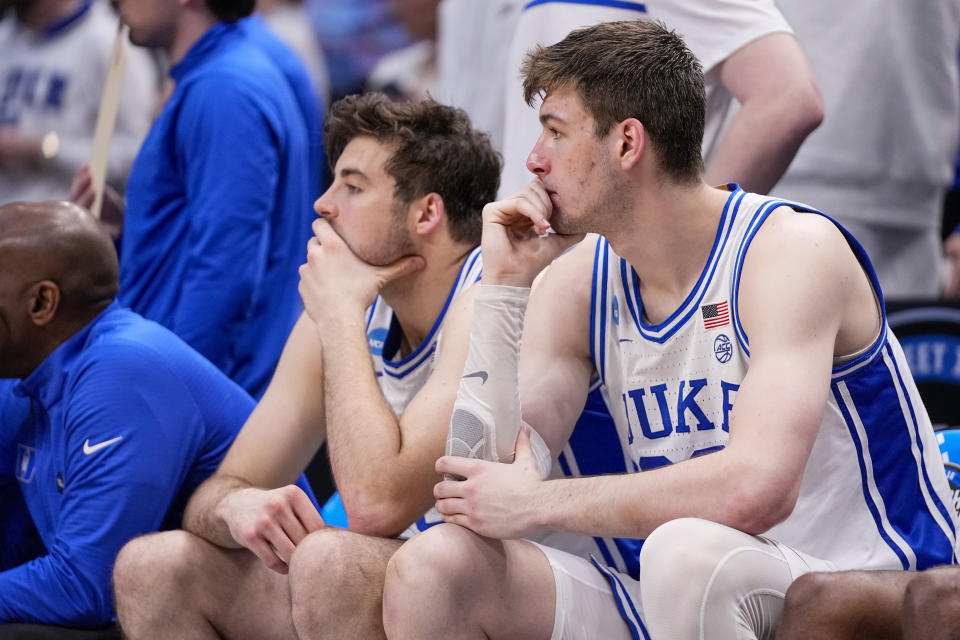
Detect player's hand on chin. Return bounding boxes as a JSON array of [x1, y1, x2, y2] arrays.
[[480, 179, 584, 288], [433, 425, 544, 540], [298, 217, 424, 323]]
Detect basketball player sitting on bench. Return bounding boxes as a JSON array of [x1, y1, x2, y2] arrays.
[[381, 20, 956, 640], [109, 93, 501, 640]]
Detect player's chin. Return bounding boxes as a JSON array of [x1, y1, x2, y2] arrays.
[[547, 212, 581, 236]]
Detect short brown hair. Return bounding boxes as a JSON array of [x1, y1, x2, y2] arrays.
[[324, 93, 501, 246], [522, 20, 705, 182]]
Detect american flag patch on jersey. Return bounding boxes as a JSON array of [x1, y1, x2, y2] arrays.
[[701, 301, 729, 329]]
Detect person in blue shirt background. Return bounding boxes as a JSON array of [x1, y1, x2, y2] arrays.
[[70, 0, 316, 400], [0, 200, 254, 629]]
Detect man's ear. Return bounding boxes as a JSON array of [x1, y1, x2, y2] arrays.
[[27, 281, 60, 327], [413, 193, 446, 236], [615, 118, 645, 171]]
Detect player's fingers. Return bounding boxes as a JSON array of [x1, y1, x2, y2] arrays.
[[483, 195, 548, 232], [379, 254, 425, 285], [245, 535, 289, 574], [512, 423, 533, 463], [509, 195, 552, 235], [433, 478, 467, 500], [291, 489, 326, 534], [272, 504, 311, 547], [435, 454, 479, 478], [312, 216, 339, 244], [525, 178, 552, 213], [304, 237, 323, 267], [435, 497, 471, 517], [440, 512, 474, 531], [262, 518, 299, 566]]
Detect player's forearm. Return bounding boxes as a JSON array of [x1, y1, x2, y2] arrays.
[[705, 91, 822, 195], [531, 452, 789, 539], [182, 473, 250, 549], [318, 318, 420, 531], [449, 285, 532, 464]]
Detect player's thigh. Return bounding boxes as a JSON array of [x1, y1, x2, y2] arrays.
[[530, 542, 639, 640], [153, 530, 299, 640]]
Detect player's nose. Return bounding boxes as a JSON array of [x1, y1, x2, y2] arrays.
[[313, 189, 337, 219], [526, 139, 550, 176]]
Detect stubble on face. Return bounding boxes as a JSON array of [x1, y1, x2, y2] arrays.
[[365, 200, 417, 266], [546, 146, 628, 237], [330, 197, 417, 268]]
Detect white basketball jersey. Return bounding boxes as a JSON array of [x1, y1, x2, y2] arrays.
[[367, 247, 482, 414], [590, 185, 957, 570], [365, 247, 482, 536]]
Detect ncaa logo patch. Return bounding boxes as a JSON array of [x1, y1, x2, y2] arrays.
[[612, 295, 620, 326], [367, 328, 388, 357], [714, 334, 733, 364], [16, 444, 37, 483]]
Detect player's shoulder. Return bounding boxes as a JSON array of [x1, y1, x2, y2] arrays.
[[535, 234, 598, 296], [739, 206, 861, 323], [746, 206, 850, 272]]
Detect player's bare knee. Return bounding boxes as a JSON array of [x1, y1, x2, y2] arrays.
[[289, 527, 352, 582], [288, 528, 356, 621], [114, 530, 202, 630], [782, 571, 837, 614], [903, 567, 960, 620], [114, 530, 190, 593], [384, 525, 475, 615]]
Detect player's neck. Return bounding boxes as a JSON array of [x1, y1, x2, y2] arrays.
[[608, 181, 729, 324], [17, 0, 80, 31], [166, 8, 217, 66], [382, 243, 474, 355]]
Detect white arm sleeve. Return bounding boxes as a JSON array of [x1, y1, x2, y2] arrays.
[[446, 284, 552, 478]]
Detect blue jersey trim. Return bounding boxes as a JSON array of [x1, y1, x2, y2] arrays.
[[590, 238, 601, 381], [620, 259, 643, 334], [524, 0, 647, 12], [382, 346, 437, 379], [591, 238, 610, 384], [730, 199, 888, 365], [592, 535, 619, 572], [631, 187, 742, 344], [832, 382, 911, 569], [380, 247, 480, 375], [832, 344, 956, 569], [729, 199, 795, 355], [365, 298, 379, 333], [883, 343, 957, 548], [613, 537, 643, 579], [590, 558, 650, 640]]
